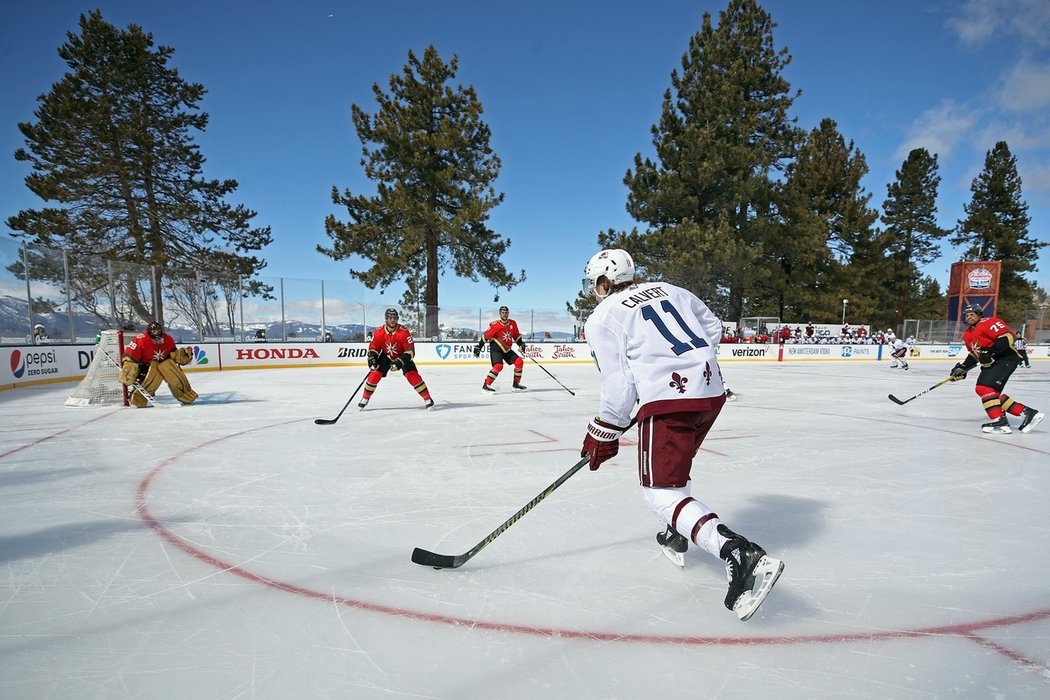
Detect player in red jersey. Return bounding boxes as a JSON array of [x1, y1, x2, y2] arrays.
[[473, 305, 527, 392], [358, 308, 434, 410], [948, 304, 1043, 433], [121, 322, 198, 407]]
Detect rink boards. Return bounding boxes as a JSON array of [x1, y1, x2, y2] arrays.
[[2, 340, 1047, 391]]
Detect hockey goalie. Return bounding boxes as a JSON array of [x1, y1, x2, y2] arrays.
[[121, 322, 199, 407]]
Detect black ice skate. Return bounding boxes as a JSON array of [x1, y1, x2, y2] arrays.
[[482, 384, 496, 393], [718, 524, 784, 621], [512, 382, 527, 391], [358, 398, 369, 410], [424, 397, 435, 410], [1019, 407, 1044, 434], [981, 416, 1011, 434], [657, 525, 688, 568]]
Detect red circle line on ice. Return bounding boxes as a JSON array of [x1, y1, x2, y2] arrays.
[[135, 417, 1050, 658]]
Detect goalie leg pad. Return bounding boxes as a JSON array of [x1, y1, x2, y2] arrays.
[[142, 362, 164, 395], [156, 358, 198, 404]]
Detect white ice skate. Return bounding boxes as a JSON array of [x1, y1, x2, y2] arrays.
[[719, 524, 785, 621], [730, 554, 785, 621]]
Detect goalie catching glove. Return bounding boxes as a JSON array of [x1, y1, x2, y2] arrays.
[[172, 346, 193, 366], [581, 417, 628, 471]]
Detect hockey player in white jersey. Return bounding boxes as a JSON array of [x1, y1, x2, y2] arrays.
[[889, 337, 910, 370], [578, 249, 783, 621]]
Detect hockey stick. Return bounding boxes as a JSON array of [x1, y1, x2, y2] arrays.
[[97, 345, 162, 408], [412, 456, 590, 569], [314, 373, 368, 425], [527, 356, 575, 396], [888, 377, 953, 405]]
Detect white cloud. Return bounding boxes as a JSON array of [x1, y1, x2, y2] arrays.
[[1018, 159, 1050, 206], [997, 60, 1050, 112], [894, 100, 979, 161], [947, 0, 1050, 49]]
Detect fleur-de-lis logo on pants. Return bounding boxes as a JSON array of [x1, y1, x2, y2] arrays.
[[703, 362, 713, 385], [669, 372, 688, 394]]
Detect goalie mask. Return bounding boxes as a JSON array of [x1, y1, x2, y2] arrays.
[[146, 322, 164, 341], [583, 248, 634, 298]]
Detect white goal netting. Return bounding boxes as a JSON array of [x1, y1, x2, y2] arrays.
[[65, 330, 129, 407]]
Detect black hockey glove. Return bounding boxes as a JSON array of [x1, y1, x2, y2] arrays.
[[367, 350, 380, 370], [949, 363, 968, 381], [473, 341, 484, 358], [517, 340, 526, 353], [978, 349, 995, 368], [392, 352, 411, 371]]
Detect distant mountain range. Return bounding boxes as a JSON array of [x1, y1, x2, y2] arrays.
[[0, 295, 577, 344]]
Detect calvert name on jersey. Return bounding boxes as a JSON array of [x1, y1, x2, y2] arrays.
[[584, 281, 726, 428]]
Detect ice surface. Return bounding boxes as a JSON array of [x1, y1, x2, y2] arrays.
[[2, 361, 1049, 698]]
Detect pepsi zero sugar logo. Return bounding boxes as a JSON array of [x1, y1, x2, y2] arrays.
[[8, 348, 60, 379]]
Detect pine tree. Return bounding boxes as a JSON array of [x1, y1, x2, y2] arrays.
[[774, 118, 879, 323], [6, 10, 271, 326], [878, 148, 949, 330], [622, 0, 800, 323], [321, 46, 523, 337], [951, 141, 1046, 323]]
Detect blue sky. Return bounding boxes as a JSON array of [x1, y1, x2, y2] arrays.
[[2, 0, 1049, 318]]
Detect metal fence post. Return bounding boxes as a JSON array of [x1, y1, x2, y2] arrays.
[[63, 249, 74, 342], [279, 277, 286, 342], [22, 243, 32, 341]]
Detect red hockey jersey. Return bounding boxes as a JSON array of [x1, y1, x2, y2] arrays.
[[369, 324, 416, 359], [962, 316, 1014, 359], [483, 319, 522, 352], [123, 332, 177, 364]]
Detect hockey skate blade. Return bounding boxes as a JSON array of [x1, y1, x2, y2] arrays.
[[1020, 411, 1045, 434], [733, 555, 784, 621], [660, 545, 685, 569]]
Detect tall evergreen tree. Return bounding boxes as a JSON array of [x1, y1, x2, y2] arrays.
[[622, 0, 800, 323], [878, 148, 949, 330], [951, 141, 1046, 323], [321, 46, 523, 337], [6, 10, 271, 326], [774, 118, 879, 323]]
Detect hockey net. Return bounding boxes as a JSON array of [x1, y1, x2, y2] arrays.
[[65, 330, 130, 407]]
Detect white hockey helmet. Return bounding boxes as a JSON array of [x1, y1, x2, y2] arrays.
[[583, 249, 634, 296]]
